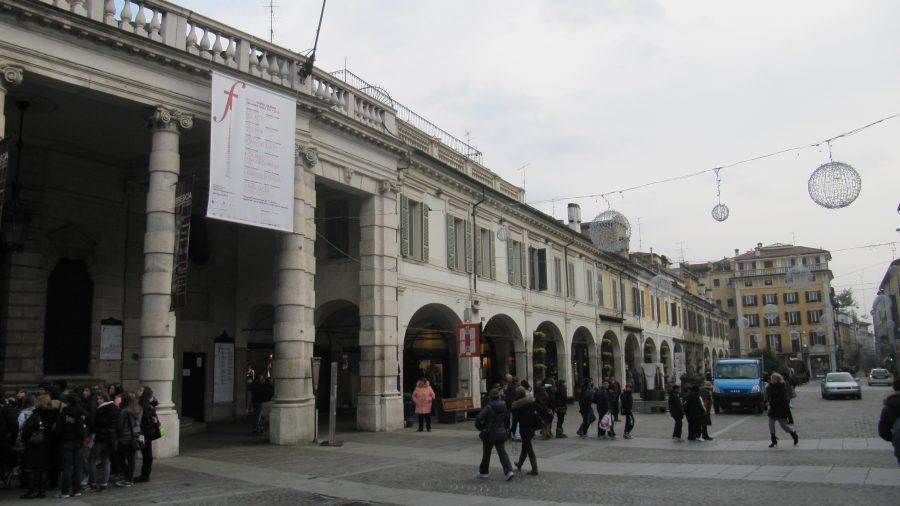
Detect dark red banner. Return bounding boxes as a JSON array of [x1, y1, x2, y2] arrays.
[[0, 138, 9, 228], [170, 175, 193, 311]]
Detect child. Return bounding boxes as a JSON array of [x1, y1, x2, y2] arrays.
[[620, 383, 635, 439], [667, 384, 684, 442]]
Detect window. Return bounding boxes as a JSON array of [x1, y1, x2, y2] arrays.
[[446, 215, 471, 272], [671, 302, 678, 326], [716, 299, 722, 307], [323, 199, 350, 259], [729, 318, 736, 329], [746, 314, 760, 327], [807, 309, 823, 323], [784, 292, 799, 304], [400, 195, 428, 261], [507, 239, 525, 287], [791, 338, 801, 353], [528, 247, 547, 290], [713, 279, 720, 287], [612, 279, 620, 309], [764, 261, 774, 268], [749, 334, 759, 350], [553, 258, 562, 295], [767, 333, 782, 352], [651, 295, 656, 318], [656, 297, 661, 323], [763, 293, 777, 305], [632, 287, 641, 317], [640, 290, 646, 317], [586, 269, 594, 302], [764, 278, 773, 286], [805, 290, 822, 303], [811, 329, 826, 346], [566, 262, 576, 298], [727, 298, 734, 308], [765, 314, 780, 327], [744, 280, 753, 287], [785, 311, 801, 325], [476, 227, 495, 279], [597, 273, 604, 306], [743, 295, 758, 307], [44, 259, 93, 374]]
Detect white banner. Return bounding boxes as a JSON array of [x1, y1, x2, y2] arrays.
[[208, 71, 296, 232], [99, 324, 122, 361]]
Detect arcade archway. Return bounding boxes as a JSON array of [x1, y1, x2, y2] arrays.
[[481, 314, 525, 387], [403, 304, 461, 398]]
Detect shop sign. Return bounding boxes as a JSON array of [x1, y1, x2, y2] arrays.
[[456, 323, 480, 357]]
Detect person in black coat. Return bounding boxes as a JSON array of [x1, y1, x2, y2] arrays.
[[620, 383, 635, 439], [594, 380, 615, 439], [683, 384, 706, 441], [475, 389, 513, 481], [511, 386, 543, 475], [57, 394, 87, 497], [115, 392, 142, 487], [89, 392, 118, 489], [20, 395, 59, 499], [700, 382, 714, 441], [877, 378, 900, 466], [0, 393, 18, 473], [668, 384, 684, 441], [576, 378, 595, 437], [136, 386, 160, 482], [554, 379, 568, 438], [533, 383, 552, 440], [766, 373, 798, 447]]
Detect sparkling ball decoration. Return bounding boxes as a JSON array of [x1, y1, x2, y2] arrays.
[[711, 204, 730, 222], [589, 210, 631, 253], [814, 328, 825, 339], [651, 274, 672, 295], [785, 265, 812, 287], [808, 161, 861, 209], [496, 224, 509, 242], [751, 333, 760, 344], [739, 316, 750, 329], [763, 304, 779, 319], [789, 329, 801, 341]]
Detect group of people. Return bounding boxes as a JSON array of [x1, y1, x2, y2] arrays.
[[666, 382, 715, 442], [0, 380, 163, 499], [576, 376, 634, 440]]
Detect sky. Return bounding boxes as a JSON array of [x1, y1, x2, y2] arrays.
[[184, 0, 899, 314]]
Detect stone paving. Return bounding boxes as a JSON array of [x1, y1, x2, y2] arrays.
[[1, 383, 897, 504]]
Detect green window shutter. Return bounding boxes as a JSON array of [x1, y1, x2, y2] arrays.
[[446, 214, 456, 269], [422, 204, 429, 261], [489, 233, 496, 279], [507, 240, 515, 285], [465, 219, 473, 273], [520, 246, 527, 287], [400, 195, 409, 257]]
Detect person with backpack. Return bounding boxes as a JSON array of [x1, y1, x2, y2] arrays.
[[114, 392, 142, 488], [576, 378, 595, 437], [620, 383, 635, 439], [89, 392, 118, 491], [56, 394, 87, 498], [554, 379, 568, 438], [136, 386, 161, 482], [877, 377, 900, 466], [668, 384, 684, 442], [20, 394, 59, 499], [511, 386, 543, 475], [475, 389, 513, 481]]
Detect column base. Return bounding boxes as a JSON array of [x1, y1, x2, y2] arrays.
[[356, 393, 404, 431], [153, 408, 180, 458], [269, 400, 315, 445]]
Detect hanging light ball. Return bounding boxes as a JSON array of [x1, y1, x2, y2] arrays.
[[739, 316, 750, 329], [751, 333, 760, 344], [808, 161, 861, 209], [711, 203, 730, 222], [785, 265, 812, 287], [589, 210, 631, 253], [651, 274, 672, 294], [763, 304, 779, 319]]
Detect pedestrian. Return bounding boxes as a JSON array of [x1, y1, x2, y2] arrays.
[[17, 393, 35, 431], [554, 379, 568, 438], [668, 384, 684, 442], [576, 378, 595, 437], [56, 394, 87, 498], [412, 378, 435, 432], [511, 386, 543, 475], [89, 392, 118, 491], [533, 382, 552, 439], [620, 383, 635, 439], [504, 375, 518, 440], [475, 389, 514, 481], [684, 384, 705, 442], [766, 372, 799, 447], [0, 390, 18, 482], [700, 382, 714, 441], [114, 392, 142, 487], [877, 378, 900, 467], [20, 394, 58, 499], [594, 380, 615, 439], [136, 386, 162, 482], [608, 376, 622, 422]]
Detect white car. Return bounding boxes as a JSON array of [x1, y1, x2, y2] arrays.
[[867, 368, 893, 386], [820, 372, 861, 400]]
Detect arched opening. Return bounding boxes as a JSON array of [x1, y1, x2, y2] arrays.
[[599, 330, 618, 383], [703, 348, 712, 377], [481, 314, 524, 388], [43, 259, 93, 374], [242, 304, 274, 418], [315, 300, 361, 415], [403, 304, 460, 399], [660, 341, 672, 383], [572, 327, 597, 397], [643, 337, 658, 364], [533, 321, 563, 384]]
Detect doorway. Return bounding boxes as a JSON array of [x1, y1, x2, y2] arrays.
[[181, 352, 206, 422], [43, 259, 93, 374]]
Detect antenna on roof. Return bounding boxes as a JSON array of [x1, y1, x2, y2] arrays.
[[263, 0, 279, 43], [299, 0, 327, 83]]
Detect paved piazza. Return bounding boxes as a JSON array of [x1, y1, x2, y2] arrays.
[[2, 383, 897, 505]]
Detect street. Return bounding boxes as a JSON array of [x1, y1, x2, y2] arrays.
[[2, 382, 897, 505]]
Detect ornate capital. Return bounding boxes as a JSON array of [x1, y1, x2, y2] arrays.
[[295, 143, 318, 170], [149, 106, 193, 131], [0, 64, 24, 90], [379, 179, 399, 195]]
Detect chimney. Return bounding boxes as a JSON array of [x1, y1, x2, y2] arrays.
[[733, 248, 739, 256], [567, 203, 581, 232]]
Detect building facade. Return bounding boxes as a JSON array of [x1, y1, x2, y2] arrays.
[[0, 0, 727, 457], [873, 259, 899, 375]]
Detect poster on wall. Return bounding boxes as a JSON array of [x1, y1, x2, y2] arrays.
[[213, 340, 235, 403], [171, 176, 193, 311], [673, 352, 687, 384], [100, 318, 123, 360], [207, 71, 296, 232], [455, 323, 480, 357]]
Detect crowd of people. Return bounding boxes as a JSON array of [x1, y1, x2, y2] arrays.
[[0, 380, 163, 499]]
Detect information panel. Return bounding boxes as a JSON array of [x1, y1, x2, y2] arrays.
[[213, 341, 235, 403], [208, 71, 296, 232]]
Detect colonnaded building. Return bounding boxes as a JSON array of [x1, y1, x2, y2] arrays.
[[0, 0, 728, 457]]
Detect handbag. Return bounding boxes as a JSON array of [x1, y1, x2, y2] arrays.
[[28, 419, 45, 445], [599, 411, 613, 430], [135, 432, 146, 449]]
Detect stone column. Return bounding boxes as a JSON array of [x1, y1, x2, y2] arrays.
[[269, 164, 317, 444], [357, 190, 403, 431], [139, 106, 192, 458], [0, 64, 24, 138]]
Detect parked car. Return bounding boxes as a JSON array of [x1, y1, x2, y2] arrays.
[[867, 368, 893, 386], [821, 372, 862, 400]]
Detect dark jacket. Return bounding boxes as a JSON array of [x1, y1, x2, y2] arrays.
[[683, 390, 705, 421], [55, 403, 86, 443], [21, 405, 58, 470], [93, 401, 119, 446], [554, 382, 568, 413], [81, 395, 97, 435], [504, 382, 517, 411], [476, 399, 508, 444], [0, 403, 17, 448], [578, 385, 594, 413], [593, 387, 612, 414], [668, 391, 684, 419], [511, 397, 543, 436], [877, 390, 900, 458], [767, 382, 790, 420], [139, 393, 161, 440], [117, 409, 143, 445], [620, 390, 633, 415]]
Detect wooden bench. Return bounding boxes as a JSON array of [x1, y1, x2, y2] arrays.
[[439, 397, 479, 423]]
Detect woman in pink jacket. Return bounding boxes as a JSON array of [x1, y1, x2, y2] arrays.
[[412, 379, 436, 432]]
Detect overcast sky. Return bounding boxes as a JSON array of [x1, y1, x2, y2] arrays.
[[186, 0, 899, 313]]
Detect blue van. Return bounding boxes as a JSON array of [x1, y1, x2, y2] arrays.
[[712, 359, 766, 414]]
